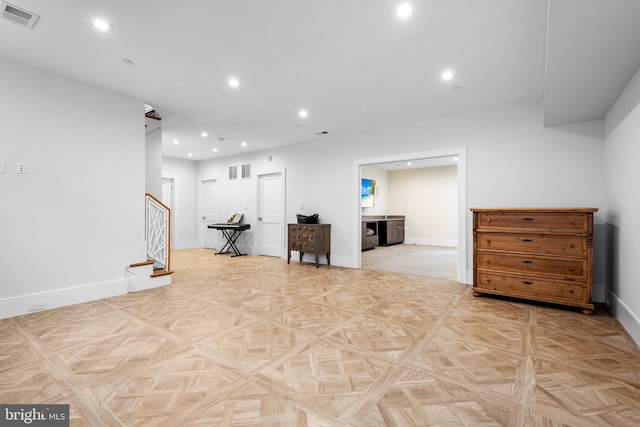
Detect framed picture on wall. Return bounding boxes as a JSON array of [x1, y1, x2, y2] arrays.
[[361, 178, 375, 207]]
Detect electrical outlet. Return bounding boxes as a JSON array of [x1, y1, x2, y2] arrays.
[[16, 161, 27, 174], [28, 301, 46, 312]]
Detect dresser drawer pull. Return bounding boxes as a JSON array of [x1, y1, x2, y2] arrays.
[[522, 239, 533, 242], [522, 260, 533, 264], [522, 281, 533, 285], [523, 218, 534, 221]]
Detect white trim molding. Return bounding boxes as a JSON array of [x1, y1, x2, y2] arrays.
[[353, 147, 468, 283]]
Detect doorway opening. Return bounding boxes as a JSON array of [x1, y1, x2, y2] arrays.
[[353, 148, 467, 284]]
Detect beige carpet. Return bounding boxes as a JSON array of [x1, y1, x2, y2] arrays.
[[362, 244, 458, 281]]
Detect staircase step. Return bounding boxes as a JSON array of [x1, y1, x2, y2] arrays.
[[130, 260, 154, 268], [151, 269, 173, 278]]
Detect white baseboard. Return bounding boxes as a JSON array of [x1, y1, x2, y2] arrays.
[[286, 250, 346, 268], [126, 265, 172, 292], [0, 278, 128, 320], [465, 269, 474, 285], [404, 238, 457, 247], [174, 240, 201, 250], [606, 289, 640, 347]]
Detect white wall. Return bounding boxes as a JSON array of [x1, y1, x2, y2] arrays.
[[0, 57, 146, 318], [193, 100, 605, 276], [145, 127, 163, 199], [162, 156, 199, 249], [389, 166, 457, 246], [603, 66, 640, 345]]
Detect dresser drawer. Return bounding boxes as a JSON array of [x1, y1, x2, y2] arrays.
[[477, 252, 586, 280], [475, 212, 589, 233], [476, 232, 586, 256], [477, 272, 585, 303], [290, 240, 316, 250], [289, 224, 321, 234], [290, 231, 317, 242]]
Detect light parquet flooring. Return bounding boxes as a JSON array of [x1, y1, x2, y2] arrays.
[[2, 248, 640, 426]]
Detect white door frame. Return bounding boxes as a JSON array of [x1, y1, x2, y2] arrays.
[[200, 176, 220, 248], [256, 167, 286, 258], [353, 147, 468, 284]]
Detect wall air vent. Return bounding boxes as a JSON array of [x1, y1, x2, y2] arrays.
[[1, 1, 39, 29], [228, 165, 238, 180], [241, 164, 250, 179]]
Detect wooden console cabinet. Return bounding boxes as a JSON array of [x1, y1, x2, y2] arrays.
[[471, 208, 598, 314], [288, 223, 331, 267]]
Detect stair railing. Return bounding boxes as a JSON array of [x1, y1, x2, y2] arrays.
[[145, 193, 171, 273]]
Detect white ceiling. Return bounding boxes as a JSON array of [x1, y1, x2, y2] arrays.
[[544, 0, 640, 127], [1, 1, 639, 160]]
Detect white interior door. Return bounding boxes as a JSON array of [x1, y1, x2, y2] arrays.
[[257, 169, 285, 257], [202, 178, 219, 249]]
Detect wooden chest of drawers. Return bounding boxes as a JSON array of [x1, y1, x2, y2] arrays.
[[471, 208, 598, 314], [287, 223, 331, 268]]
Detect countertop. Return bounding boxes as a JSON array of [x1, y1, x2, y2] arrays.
[[362, 215, 405, 221]]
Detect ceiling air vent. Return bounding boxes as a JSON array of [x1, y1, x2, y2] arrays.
[[1, 1, 39, 29]]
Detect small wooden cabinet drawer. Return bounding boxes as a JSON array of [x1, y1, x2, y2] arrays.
[[476, 232, 586, 256], [291, 241, 311, 250], [477, 272, 585, 303], [477, 252, 586, 280], [290, 224, 320, 234], [476, 212, 589, 233]]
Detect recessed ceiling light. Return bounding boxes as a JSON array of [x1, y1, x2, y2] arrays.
[[188, 152, 193, 157], [299, 109, 308, 118], [396, 3, 412, 18], [241, 141, 247, 147], [454, 157, 459, 161], [201, 132, 208, 137], [93, 19, 111, 31], [407, 162, 412, 166], [173, 140, 179, 145], [212, 148, 218, 152], [228, 77, 239, 88], [441, 70, 454, 81]]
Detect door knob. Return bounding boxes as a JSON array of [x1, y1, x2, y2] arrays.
[[258, 217, 263, 221]]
